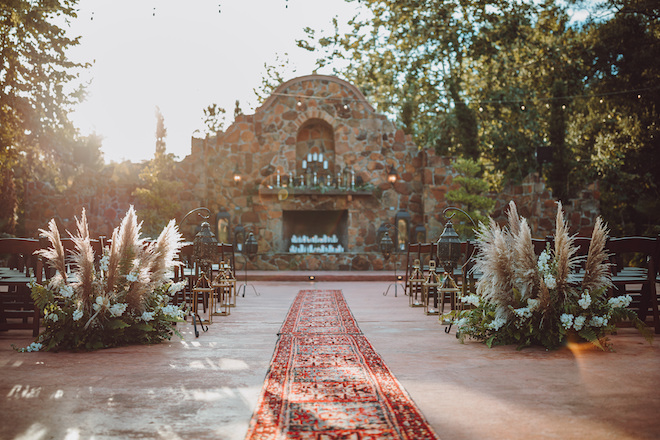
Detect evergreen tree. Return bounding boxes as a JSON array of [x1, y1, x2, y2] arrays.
[[445, 158, 495, 238], [133, 109, 182, 238]]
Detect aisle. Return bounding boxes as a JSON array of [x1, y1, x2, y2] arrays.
[[245, 289, 439, 439]]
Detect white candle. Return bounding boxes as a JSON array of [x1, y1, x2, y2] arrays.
[[307, 153, 312, 162], [323, 160, 328, 169], [319, 153, 324, 162], [302, 160, 307, 169], [312, 152, 318, 162]]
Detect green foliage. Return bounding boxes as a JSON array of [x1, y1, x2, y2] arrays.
[[299, 0, 659, 234], [133, 110, 182, 238], [574, 0, 660, 235], [445, 158, 495, 238], [0, 0, 104, 234], [253, 53, 295, 104], [202, 103, 227, 135]]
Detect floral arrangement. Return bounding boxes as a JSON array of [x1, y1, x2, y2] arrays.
[[23, 206, 186, 351], [447, 201, 652, 350]]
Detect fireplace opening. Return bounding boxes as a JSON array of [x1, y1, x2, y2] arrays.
[[283, 210, 348, 253]]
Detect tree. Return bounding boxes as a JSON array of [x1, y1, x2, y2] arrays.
[[202, 103, 226, 135], [155, 106, 167, 156], [253, 53, 295, 104], [133, 109, 181, 237], [1, 0, 91, 234], [298, 0, 590, 188], [445, 158, 495, 238], [573, 0, 660, 235]]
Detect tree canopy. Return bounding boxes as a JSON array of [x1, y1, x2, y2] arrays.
[[299, 0, 659, 235], [1, 0, 102, 235]]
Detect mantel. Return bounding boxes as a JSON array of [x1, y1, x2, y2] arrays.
[[258, 187, 374, 197]]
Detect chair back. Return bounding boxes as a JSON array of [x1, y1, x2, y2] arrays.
[[0, 238, 43, 282], [606, 236, 659, 334]]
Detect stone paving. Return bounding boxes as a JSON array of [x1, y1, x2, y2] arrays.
[[1, 280, 659, 440]]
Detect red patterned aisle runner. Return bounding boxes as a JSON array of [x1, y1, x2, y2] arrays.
[[245, 290, 440, 440]]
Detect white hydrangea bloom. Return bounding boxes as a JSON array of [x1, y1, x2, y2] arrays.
[[544, 273, 557, 290], [26, 342, 42, 352], [560, 313, 574, 329], [578, 292, 592, 310], [72, 309, 84, 321], [461, 294, 481, 307], [589, 316, 608, 327], [455, 317, 469, 330], [109, 303, 128, 317], [93, 296, 110, 312], [46, 313, 59, 322], [487, 317, 507, 330], [168, 281, 187, 295], [527, 298, 540, 310], [126, 273, 138, 283], [537, 251, 551, 273], [59, 285, 74, 298], [161, 304, 184, 319], [573, 315, 586, 331], [608, 295, 632, 309], [99, 255, 110, 271], [514, 307, 533, 319], [141, 311, 155, 321]]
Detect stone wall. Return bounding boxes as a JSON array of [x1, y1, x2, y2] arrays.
[[22, 75, 601, 270]]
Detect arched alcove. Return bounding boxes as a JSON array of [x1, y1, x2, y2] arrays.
[[295, 119, 335, 178]]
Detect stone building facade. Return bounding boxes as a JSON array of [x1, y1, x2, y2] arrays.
[[23, 75, 600, 271]]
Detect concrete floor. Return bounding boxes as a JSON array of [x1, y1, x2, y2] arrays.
[[1, 280, 659, 440]]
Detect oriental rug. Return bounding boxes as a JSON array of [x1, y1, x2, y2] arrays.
[[245, 289, 440, 440]]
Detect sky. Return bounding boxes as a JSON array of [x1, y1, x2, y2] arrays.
[[66, 0, 361, 163]]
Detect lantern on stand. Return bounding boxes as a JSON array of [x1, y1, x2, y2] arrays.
[[211, 261, 235, 316], [237, 232, 260, 297], [435, 220, 462, 315], [408, 259, 425, 307], [380, 227, 401, 297]]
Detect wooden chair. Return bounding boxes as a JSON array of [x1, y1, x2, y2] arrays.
[[0, 238, 43, 336], [606, 236, 659, 334]]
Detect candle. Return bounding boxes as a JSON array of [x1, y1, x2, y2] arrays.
[[312, 152, 318, 162], [319, 153, 323, 162], [302, 160, 307, 169], [307, 153, 312, 162], [323, 160, 328, 170]]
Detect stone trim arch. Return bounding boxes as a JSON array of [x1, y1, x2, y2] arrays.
[[257, 74, 375, 115], [291, 108, 337, 133]]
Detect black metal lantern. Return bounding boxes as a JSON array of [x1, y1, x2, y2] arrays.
[[244, 232, 258, 260], [376, 223, 389, 248], [193, 221, 218, 273], [379, 232, 394, 261], [234, 224, 246, 253], [412, 224, 427, 244], [394, 209, 411, 252], [436, 220, 462, 273]]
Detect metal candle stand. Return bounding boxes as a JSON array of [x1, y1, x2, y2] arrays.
[[380, 229, 401, 297], [237, 232, 260, 297]]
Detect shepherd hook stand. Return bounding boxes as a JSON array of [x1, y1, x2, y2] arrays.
[[237, 254, 260, 297], [382, 255, 401, 297]]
